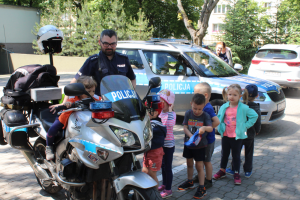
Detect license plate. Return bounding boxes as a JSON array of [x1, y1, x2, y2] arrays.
[[277, 101, 286, 111], [264, 71, 281, 77]]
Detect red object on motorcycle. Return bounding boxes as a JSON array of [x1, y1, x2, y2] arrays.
[[92, 111, 115, 119]]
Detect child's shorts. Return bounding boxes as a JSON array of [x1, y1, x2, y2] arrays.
[[183, 146, 205, 162], [143, 147, 164, 171], [204, 141, 215, 162]]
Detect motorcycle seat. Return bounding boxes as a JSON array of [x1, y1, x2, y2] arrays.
[[36, 108, 64, 142]]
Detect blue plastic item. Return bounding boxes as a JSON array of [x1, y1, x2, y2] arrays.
[[89, 101, 112, 110], [184, 130, 202, 147]]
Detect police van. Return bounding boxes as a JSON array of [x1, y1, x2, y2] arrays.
[[116, 40, 286, 124]]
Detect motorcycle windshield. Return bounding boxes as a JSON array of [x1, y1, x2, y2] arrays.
[[100, 75, 146, 123]]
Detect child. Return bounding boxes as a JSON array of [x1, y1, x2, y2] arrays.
[[142, 106, 166, 188], [193, 83, 220, 189], [226, 84, 261, 178], [46, 76, 100, 160], [157, 89, 176, 198], [213, 84, 258, 185], [178, 93, 213, 199]]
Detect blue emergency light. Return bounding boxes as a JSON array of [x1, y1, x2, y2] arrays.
[[90, 101, 112, 110]]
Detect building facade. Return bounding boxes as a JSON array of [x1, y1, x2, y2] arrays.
[[203, 0, 281, 45]]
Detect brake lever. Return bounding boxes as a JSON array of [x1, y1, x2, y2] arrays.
[[57, 108, 83, 115]]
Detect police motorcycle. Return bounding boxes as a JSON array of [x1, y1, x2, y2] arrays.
[[0, 25, 163, 200]]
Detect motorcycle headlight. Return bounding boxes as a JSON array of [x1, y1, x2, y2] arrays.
[[143, 120, 152, 144], [255, 92, 266, 101], [110, 126, 141, 149]]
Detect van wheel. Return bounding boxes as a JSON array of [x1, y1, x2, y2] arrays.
[[210, 99, 224, 135]]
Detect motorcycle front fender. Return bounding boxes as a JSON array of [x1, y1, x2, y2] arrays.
[[113, 171, 157, 193]]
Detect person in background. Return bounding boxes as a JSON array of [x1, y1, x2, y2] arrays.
[[178, 93, 213, 199], [157, 89, 176, 198], [213, 84, 258, 185], [46, 76, 100, 160], [226, 84, 261, 178], [193, 83, 220, 189], [142, 105, 166, 188], [215, 42, 233, 67]]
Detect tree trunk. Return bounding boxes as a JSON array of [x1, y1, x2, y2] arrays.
[[177, 0, 219, 45]]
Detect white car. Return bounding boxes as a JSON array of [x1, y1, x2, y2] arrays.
[[248, 44, 300, 89]]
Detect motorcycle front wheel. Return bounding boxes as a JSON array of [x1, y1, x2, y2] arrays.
[[116, 186, 162, 200]]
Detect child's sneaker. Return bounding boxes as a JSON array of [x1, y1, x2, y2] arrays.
[[158, 185, 166, 192], [193, 186, 207, 199], [226, 168, 234, 175], [45, 146, 54, 160], [213, 170, 226, 180], [245, 171, 252, 178], [234, 173, 241, 185], [160, 189, 172, 198], [178, 180, 195, 191], [204, 179, 213, 189]]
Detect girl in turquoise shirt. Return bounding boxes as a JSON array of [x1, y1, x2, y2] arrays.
[[213, 84, 258, 185]]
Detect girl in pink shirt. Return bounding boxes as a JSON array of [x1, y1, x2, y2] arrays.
[[213, 84, 258, 185], [157, 89, 176, 198]]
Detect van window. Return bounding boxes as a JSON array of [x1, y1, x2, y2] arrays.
[[143, 51, 188, 75], [116, 49, 144, 69]]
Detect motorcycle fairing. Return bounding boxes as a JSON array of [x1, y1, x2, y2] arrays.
[[100, 75, 146, 123], [114, 171, 157, 193]]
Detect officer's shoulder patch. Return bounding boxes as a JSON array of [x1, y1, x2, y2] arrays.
[[90, 54, 99, 60], [116, 52, 128, 58]]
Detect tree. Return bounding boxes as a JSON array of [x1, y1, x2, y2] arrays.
[[104, 0, 129, 40], [177, 0, 219, 45], [127, 8, 153, 40], [69, 2, 102, 57], [222, 0, 263, 71]]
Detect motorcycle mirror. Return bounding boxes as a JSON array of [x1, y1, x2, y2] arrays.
[[148, 77, 161, 89], [64, 83, 90, 97]]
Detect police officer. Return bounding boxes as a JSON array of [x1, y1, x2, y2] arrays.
[[50, 29, 136, 111]]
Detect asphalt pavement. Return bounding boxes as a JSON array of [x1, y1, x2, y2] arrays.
[[0, 74, 299, 199]]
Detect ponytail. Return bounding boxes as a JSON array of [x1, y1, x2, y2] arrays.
[[242, 89, 249, 104], [222, 87, 228, 102]]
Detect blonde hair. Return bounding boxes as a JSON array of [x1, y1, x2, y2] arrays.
[[194, 82, 212, 98], [216, 42, 226, 49], [77, 76, 97, 89], [222, 84, 248, 104]]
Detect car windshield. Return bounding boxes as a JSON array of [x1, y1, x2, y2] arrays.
[[185, 51, 238, 77]]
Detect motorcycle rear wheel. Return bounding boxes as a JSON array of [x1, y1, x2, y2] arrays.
[[118, 186, 162, 200], [34, 137, 62, 194]]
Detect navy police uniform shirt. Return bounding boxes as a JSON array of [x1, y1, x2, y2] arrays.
[[75, 51, 136, 96]]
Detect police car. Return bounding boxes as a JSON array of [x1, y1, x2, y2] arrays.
[[116, 40, 286, 124]]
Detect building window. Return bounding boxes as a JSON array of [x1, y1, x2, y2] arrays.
[[212, 24, 224, 33], [264, 3, 271, 7], [214, 4, 227, 13]]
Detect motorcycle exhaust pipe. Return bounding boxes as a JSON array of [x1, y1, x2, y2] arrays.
[[20, 150, 51, 180]]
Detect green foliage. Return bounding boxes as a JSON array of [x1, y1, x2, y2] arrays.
[[103, 0, 128, 40], [222, 0, 263, 72], [127, 9, 153, 40], [69, 2, 102, 57]]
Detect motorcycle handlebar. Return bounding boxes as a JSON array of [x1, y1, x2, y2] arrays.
[[54, 103, 76, 112]]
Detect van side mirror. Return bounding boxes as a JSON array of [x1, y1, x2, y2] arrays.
[[234, 64, 243, 71], [186, 68, 193, 76]]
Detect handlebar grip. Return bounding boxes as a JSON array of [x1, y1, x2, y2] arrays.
[[54, 103, 76, 112]]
